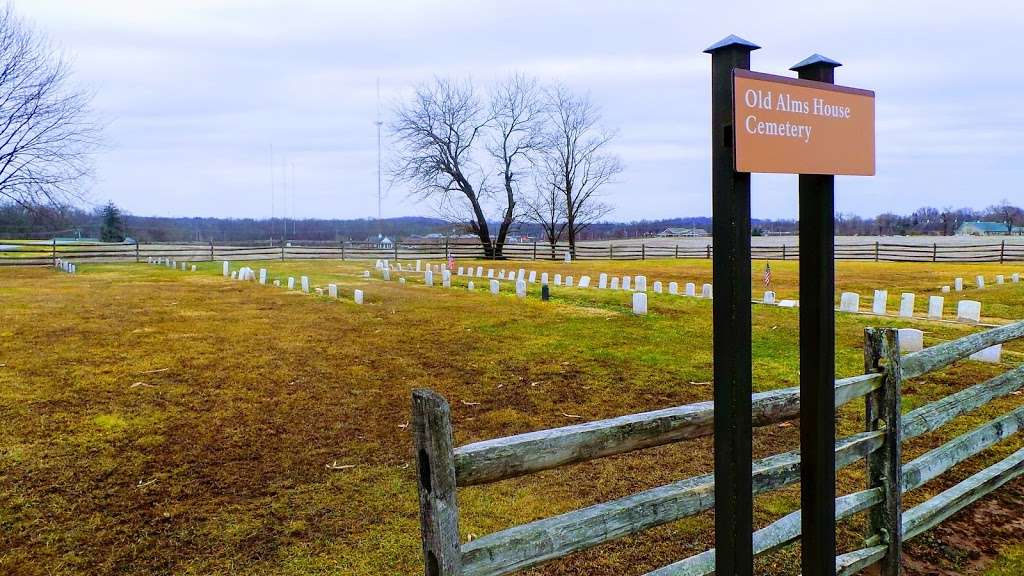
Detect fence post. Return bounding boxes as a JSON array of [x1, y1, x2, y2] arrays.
[[135, 241, 140, 263], [932, 242, 937, 263], [642, 243, 646, 260], [52, 238, 56, 267], [874, 241, 879, 262], [864, 328, 903, 576], [533, 241, 537, 260], [1001, 240, 1006, 264], [411, 389, 461, 576], [706, 244, 711, 259], [782, 245, 787, 261], [609, 244, 613, 260], [341, 241, 346, 261], [675, 244, 679, 259], [209, 241, 215, 262], [394, 241, 399, 262]]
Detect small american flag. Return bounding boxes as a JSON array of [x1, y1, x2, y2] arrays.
[[447, 254, 455, 271], [763, 261, 772, 287]]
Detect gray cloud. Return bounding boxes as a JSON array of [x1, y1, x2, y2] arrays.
[[20, 0, 1024, 220]]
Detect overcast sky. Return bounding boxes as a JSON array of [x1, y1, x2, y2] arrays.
[[19, 0, 1024, 221]]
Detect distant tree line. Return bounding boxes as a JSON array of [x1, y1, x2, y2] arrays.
[[3, 201, 1021, 243]]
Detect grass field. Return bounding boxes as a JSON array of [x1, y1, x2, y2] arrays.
[[2, 258, 1023, 575]]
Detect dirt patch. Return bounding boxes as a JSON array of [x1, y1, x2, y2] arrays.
[[903, 478, 1024, 575]]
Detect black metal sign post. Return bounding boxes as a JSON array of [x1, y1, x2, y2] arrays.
[[791, 53, 841, 576], [704, 34, 758, 576]]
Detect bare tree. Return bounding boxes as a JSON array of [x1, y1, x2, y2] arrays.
[[522, 176, 566, 258], [542, 85, 620, 256], [986, 200, 1023, 234], [391, 78, 497, 255], [0, 6, 99, 210], [488, 74, 545, 256]]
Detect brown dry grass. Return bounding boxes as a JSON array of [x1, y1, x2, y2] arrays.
[[0, 258, 1022, 575]]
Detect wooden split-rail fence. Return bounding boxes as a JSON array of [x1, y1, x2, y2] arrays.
[[411, 321, 1024, 575], [4, 239, 1024, 266]]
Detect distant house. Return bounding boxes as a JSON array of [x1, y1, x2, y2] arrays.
[[956, 221, 1024, 236], [368, 234, 393, 249], [657, 227, 708, 237]]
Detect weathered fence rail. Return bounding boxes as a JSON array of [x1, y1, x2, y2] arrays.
[[4, 239, 1024, 266], [411, 320, 1024, 576]]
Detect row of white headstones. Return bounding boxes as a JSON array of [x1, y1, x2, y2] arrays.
[[945, 273, 1021, 292], [148, 256, 198, 272], [54, 258, 77, 274], [215, 260, 365, 305], [375, 259, 713, 316], [372, 259, 1012, 362]]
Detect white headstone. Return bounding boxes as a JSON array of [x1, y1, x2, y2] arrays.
[[778, 300, 799, 308], [507, 269, 516, 280], [941, 285, 950, 293], [259, 268, 268, 285], [996, 274, 1005, 284], [528, 270, 537, 283], [554, 274, 562, 286], [1013, 273, 1020, 283], [635, 276, 647, 292], [272, 279, 280, 287], [976, 275, 985, 289], [442, 270, 451, 288], [632, 292, 648, 315], [565, 276, 574, 287], [653, 281, 662, 294], [899, 293, 915, 318], [701, 284, 713, 299], [315, 287, 323, 296], [354, 289, 364, 305], [288, 277, 295, 290], [668, 282, 679, 295], [541, 272, 549, 285], [763, 291, 776, 305], [579, 276, 591, 288], [518, 269, 526, 282], [969, 344, 1002, 363], [499, 270, 506, 280], [598, 273, 608, 289], [222, 261, 230, 276], [685, 283, 696, 297], [362, 270, 371, 278], [490, 279, 500, 294], [839, 292, 860, 313], [231, 271, 238, 280], [927, 296, 944, 319], [468, 281, 475, 290], [610, 277, 619, 289], [898, 328, 924, 353], [399, 277, 406, 285], [424, 270, 434, 287], [954, 277, 963, 291], [487, 269, 494, 278], [383, 268, 391, 281], [872, 290, 888, 315], [457, 266, 464, 276], [301, 276, 310, 293], [476, 266, 484, 277], [622, 276, 631, 291], [416, 260, 422, 272], [957, 300, 982, 323], [328, 284, 338, 298], [564, 252, 572, 263], [516, 279, 527, 298]]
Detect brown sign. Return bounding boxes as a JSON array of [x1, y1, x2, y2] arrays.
[[733, 69, 875, 175]]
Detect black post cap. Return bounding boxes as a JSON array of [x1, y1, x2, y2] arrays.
[[703, 34, 760, 54], [790, 54, 842, 72]]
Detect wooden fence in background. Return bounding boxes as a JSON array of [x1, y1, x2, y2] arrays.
[[3, 239, 1024, 266], [412, 322, 1024, 575]]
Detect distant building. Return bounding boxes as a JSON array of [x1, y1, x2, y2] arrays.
[[657, 227, 708, 237], [368, 234, 393, 248], [956, 221, 1024, 236]]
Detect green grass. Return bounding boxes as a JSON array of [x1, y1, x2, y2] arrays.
[[0, 258, 1022, 575]]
